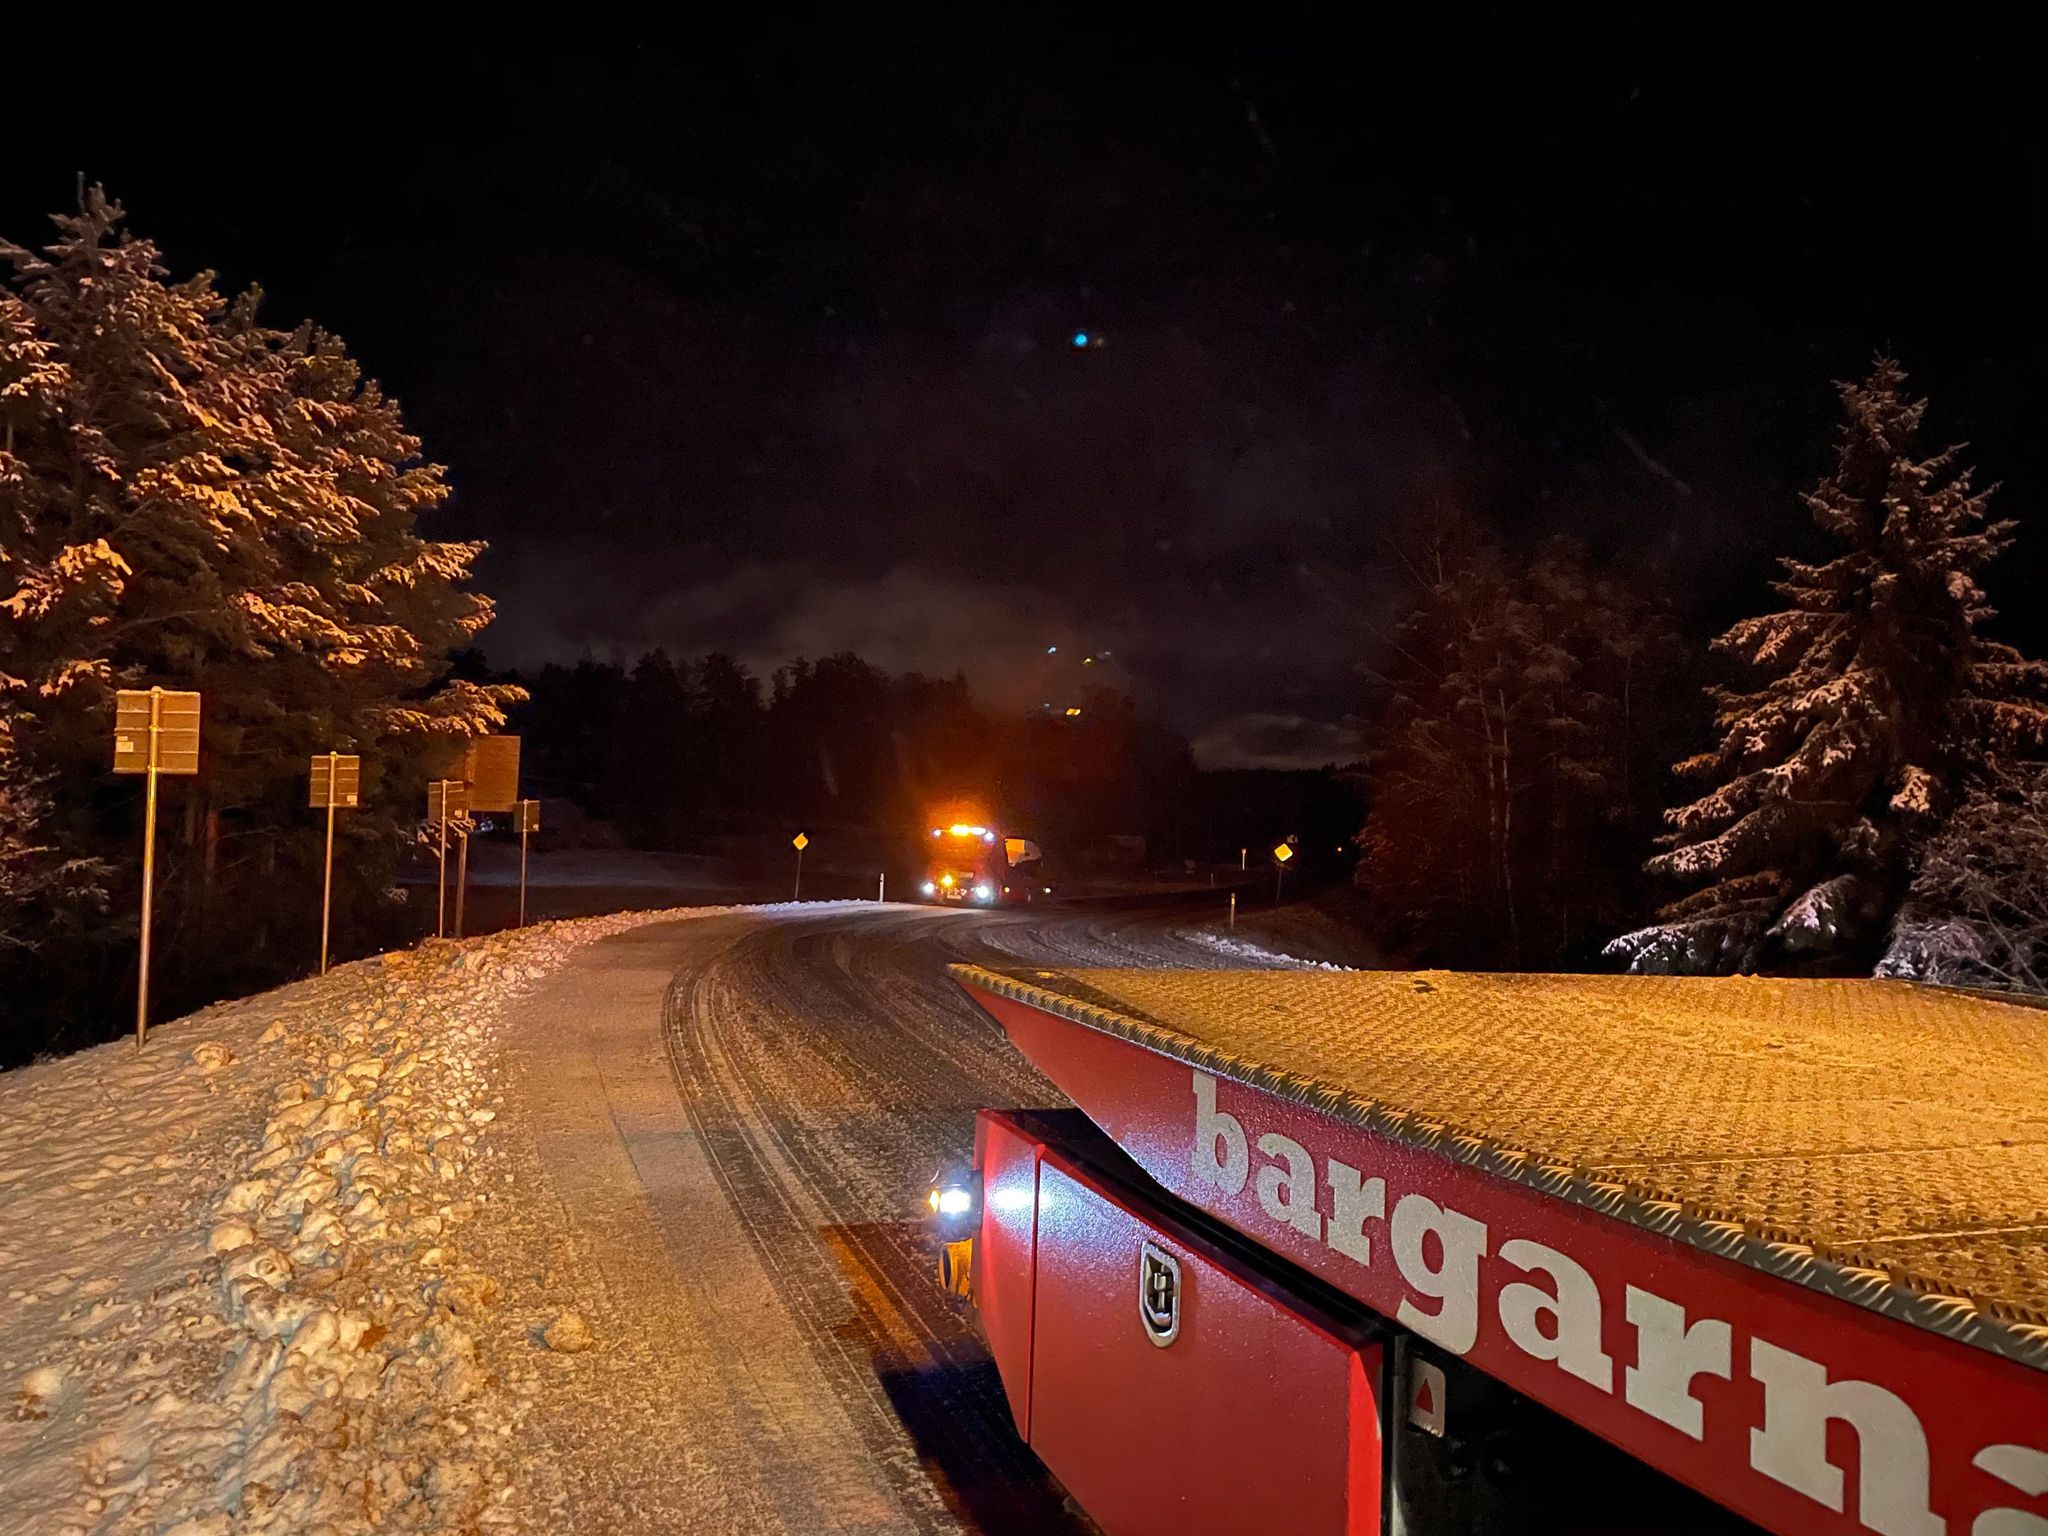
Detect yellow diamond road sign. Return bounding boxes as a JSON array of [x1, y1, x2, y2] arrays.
[[1273, 842, 1294, 864], [792, 832, 809, 851]]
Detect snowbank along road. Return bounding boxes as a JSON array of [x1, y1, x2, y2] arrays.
[[0, 899, 1296, 1535]]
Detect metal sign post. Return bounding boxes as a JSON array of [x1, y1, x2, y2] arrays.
[[455, 827, 470, 938], [114, 688, 201, 1048], [428, 779, 466, 938], [1272, 840, 1294, 906], [514, 799, 540, 927], [792, 831, 809, 900], [308, 753, 362, 975]]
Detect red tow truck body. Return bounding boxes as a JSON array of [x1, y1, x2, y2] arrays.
[[951, 965, 2048, 1536]]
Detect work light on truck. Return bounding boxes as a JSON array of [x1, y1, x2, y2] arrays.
[[925, 1163, 979, 1299], [924, 1163, 980, 1228]]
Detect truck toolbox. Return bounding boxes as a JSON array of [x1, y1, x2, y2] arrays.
[[974, 1108, 1385, 1536], [955, 966, 2048, 1536]]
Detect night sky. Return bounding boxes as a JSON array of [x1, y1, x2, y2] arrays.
[[8, 18, 2043, 767]]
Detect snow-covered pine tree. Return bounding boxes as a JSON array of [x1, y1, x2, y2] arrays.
[[0, 189, 515, 1023], [1609, 359, 2048, 974]]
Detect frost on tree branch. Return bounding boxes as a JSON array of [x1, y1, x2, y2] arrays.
[[1878, 764, 2048, 995]]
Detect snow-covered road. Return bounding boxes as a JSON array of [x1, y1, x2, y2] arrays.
[[488, 900, 1286, 1534], [0, 899, 1294, 1534]]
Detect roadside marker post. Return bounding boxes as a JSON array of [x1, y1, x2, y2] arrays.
[[1229, 891, 1237, 930], [455, 826, 470, 938], [428, 780, 467, 938], [878, 871, 886, 903], [114, 688, 201, 1048], [514, 799, 541, 927], [792, 831, 809, 900], [308, 753, 362, 974]]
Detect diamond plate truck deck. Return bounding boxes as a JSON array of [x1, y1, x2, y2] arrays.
[[955, 965, 2048, 1366], [954, 965, 2048, 1536]]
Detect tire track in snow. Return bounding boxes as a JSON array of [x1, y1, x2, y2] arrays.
[[658, 901, 1290, 1532]]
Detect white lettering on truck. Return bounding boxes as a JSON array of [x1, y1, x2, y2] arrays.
[[1191, 1071, 1248, 1195], [1390, 1193, 1489, 1354], [1971, 1446, 2048, 1536], [1325, 1159, 1384, 1266], [1184, 1069, 2041, 1536], [1497, 1238, 1614, 1392], [1255, 1132, 1322, 1239], [1749, 1338, 1942, 1536], [1623, 1284, 1732, 1439]]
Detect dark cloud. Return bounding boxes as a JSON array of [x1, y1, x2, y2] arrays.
[[1192, 713, 1362, 772]]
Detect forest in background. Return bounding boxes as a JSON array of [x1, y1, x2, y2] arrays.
[[487, 651, 1200, 856]]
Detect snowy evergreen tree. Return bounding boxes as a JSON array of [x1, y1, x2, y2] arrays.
[[0, 190, 515, 1044], [1610, 360, 2048, 974]]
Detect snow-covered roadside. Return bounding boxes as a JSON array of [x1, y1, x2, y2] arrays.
[[1180, 927, 1355, 970], [0, 911, 690, 1535]]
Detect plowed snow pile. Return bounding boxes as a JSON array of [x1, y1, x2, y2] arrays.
[[0, 912, 678, 1535]]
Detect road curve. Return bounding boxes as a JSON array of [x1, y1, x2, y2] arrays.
[[489, 901, 1283, 1534]]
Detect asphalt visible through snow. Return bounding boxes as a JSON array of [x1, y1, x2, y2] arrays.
[[498, 900, 1282, 1534]]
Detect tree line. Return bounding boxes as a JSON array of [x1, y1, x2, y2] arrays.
[[1356, 360, 2048, 987], [493, 648, 1195, 855]]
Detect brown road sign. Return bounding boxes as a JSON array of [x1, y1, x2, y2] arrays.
[[514, 799, 541, 834], [428, 780, 468, 822], [464, 734, 521, 812], [113, 689, 201, 775], [308, 754, 362, 808], [422, 738, 470, 782]]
